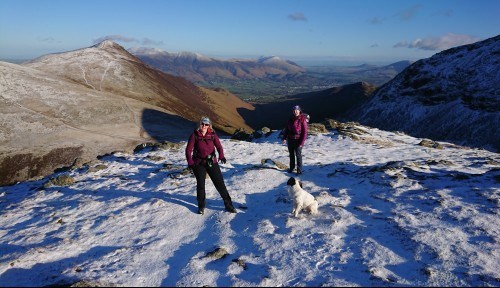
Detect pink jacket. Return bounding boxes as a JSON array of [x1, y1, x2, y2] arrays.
[[185, 128, 225, 166], [282, 114, 308, 146]]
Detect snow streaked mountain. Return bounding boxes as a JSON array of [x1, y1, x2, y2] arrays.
[[348, 35, 500, 152], [0, 59, 193, 186], [22, 40, 254, 134], [128, 47, 214, 62], [0, 41, 254, 185], [381, 60, 413, 72], [129, 47, 306, 82]]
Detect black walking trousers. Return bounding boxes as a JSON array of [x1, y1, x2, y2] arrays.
[[192, 163, 232, 209], [287, 139, 303, 172]]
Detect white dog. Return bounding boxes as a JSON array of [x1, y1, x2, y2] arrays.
[[286, 177, 319, 217]]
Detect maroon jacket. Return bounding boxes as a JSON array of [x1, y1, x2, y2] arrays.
[[185, 128, 225, 166], [282, 114, 308, 146]]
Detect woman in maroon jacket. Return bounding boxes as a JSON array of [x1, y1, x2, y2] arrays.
[[185, 116, 236, 215], [281, 105, 308, 175]]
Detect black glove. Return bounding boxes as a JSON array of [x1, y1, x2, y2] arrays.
[[188, 164, 194, 170], [219, 157, 226, 164]]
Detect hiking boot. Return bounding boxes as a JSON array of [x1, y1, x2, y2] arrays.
[[296, 169, 302, 175], [287, 168, 294, 173], [198, 208, 205, 215], [225, 206, 237, 213]]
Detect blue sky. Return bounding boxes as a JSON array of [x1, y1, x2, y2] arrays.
[[1, 0, 498, 64]]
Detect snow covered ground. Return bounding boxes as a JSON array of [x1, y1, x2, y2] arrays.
[[1, 126, 499, 287]]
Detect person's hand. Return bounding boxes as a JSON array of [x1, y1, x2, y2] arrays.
[[188, 164, 194, 170], [219, 157, 226, 164]]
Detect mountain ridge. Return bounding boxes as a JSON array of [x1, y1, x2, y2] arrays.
[[23, 40, 254, 133], [129, 47, 306, 83], [129, 47, 413, 101], [346, 35, 500, 152], [0, 41, 254, 185]]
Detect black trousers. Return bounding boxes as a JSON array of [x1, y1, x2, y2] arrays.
[[287, 139, 303, 172], [192, 162, 233, 209]]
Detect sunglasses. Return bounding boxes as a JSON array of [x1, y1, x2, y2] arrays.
[[201, 123, 210, 126]]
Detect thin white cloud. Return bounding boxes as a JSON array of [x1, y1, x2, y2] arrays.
[[288, 12, 307, 21], [433, 9, 454, 17], [93, 35, 138, 44], [93, 35, 163, 46], [142, 38, 163, 46], [370, 16, 384, 24], [396, 4, 422, 21], [37, 37, 59, 43], [393, 33, 481, 51]]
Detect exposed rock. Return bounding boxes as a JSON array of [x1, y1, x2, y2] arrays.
[[232, 258, 248, 270], [0, 146, 84, 185], [308, 123, 328, 134], [323, 118, 344, 130], [261, 158, 287, 170], [134, 141, 182, 153], [205, 247, 229, 260], [418, 139, 444, 149], [86, 164, 108, 173], [231, 128, 254, 141], [44, 174, 76, 188]]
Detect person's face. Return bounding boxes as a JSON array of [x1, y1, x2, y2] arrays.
[[200, 123, 210, 131], [293, 109, 300, 116]]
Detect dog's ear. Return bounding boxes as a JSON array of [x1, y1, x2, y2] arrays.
[[286, 177, 295, 186], [299, 180, 303, 188]]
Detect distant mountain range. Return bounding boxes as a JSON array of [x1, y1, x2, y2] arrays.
[[129, 47, 306, 82], [346, 34, 500, 152], [129, 48, 410, 84], [130, 47, 411, 101], [304, 61, 413, 84]]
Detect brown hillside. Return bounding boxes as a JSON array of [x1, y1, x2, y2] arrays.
[[24, 40, 253, 134], [0, 41, 255, 185]]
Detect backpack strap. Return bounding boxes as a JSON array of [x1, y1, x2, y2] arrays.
[[194, 129, 215, 142], [193, 130, 216, 166], [300, 113, 310, 123]]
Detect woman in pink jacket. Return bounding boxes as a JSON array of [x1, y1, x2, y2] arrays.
[[281, 105, 308, 175], [185, 116, 236, 215]]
